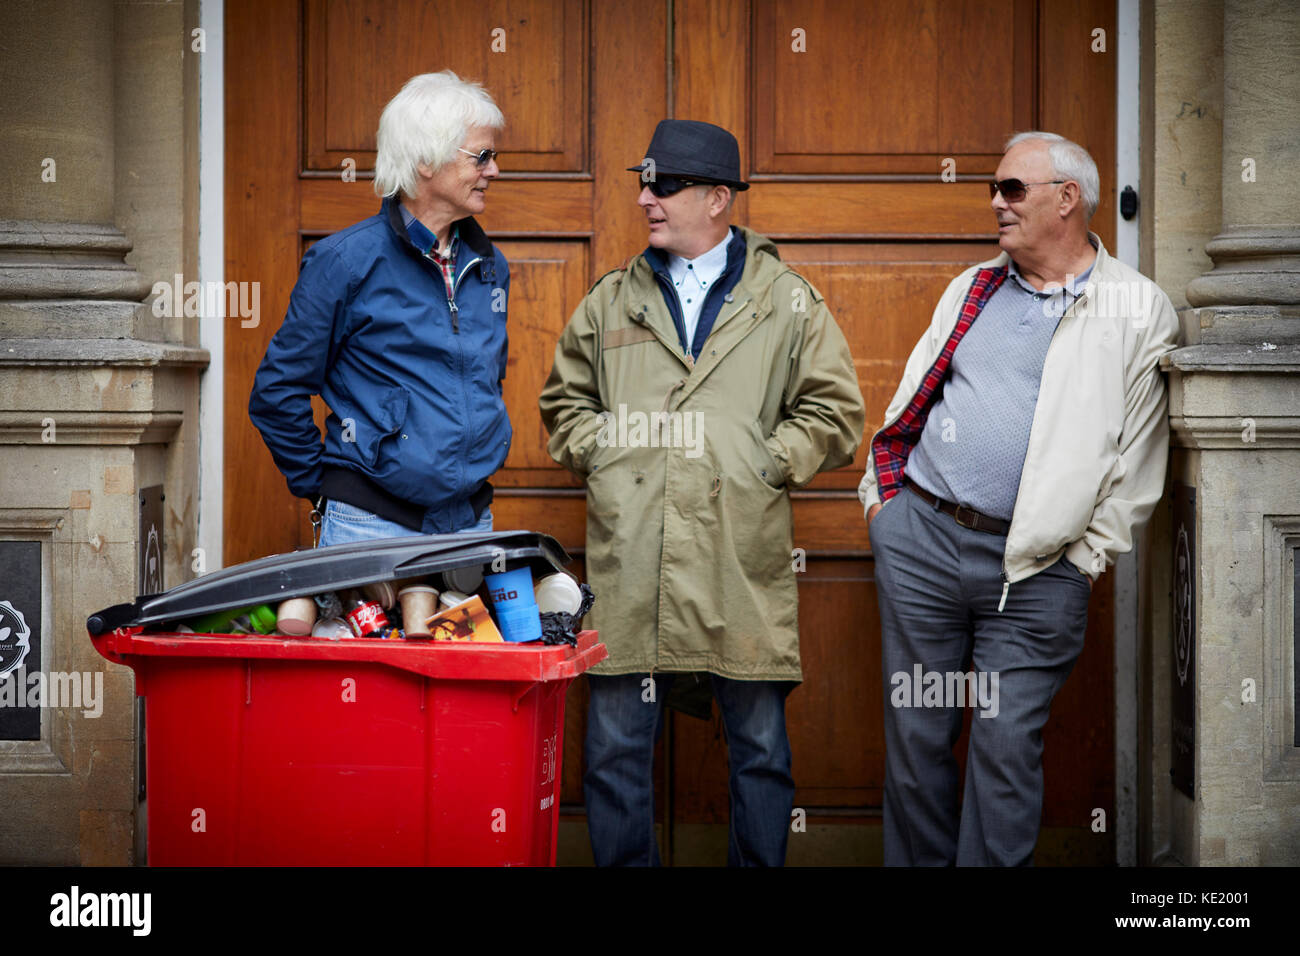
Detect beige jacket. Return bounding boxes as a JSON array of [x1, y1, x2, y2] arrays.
[[541, 227, 865, 680], [857, 234, 1181, 586]]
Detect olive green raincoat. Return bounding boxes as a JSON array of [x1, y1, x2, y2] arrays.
[[539, 227, 864, 680]]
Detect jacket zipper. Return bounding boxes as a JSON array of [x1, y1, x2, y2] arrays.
[[446, 254, 482, 334], [651, 271, 693, 360], [447, 254, 484, 504]]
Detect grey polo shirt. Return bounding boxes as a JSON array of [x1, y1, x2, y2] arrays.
[[906, 251, 1095, 521]]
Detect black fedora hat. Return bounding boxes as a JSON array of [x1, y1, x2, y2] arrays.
[[627, 119, 750, 191]]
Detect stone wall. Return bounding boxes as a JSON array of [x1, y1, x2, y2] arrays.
[[1145, 0, 1300, 865], [0, 0, 206, 865]]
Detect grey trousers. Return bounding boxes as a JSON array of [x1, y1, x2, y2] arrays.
[[869, 484, 1091, 866]]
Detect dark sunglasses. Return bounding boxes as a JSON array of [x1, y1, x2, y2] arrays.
[[639, 174, 708, 198], [458, 146, 499, 168], [989, 178, 1065, 202]]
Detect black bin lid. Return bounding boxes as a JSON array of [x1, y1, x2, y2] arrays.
[[87, 531, 569, 636]]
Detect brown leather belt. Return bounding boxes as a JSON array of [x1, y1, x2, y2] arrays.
[[905, 478, 1011, 535]]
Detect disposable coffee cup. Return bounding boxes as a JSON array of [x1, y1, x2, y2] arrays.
[[398, 585, 439, 637], [496, 601, 543, 643], [484, 567, 535, 612], [277, 597, 317, 636], [362, 581, 397, 609], [442, 564, 484, 594], [534, 572, 582, 615], [439, 590, 472, 610]]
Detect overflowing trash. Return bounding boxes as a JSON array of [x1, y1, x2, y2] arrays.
[[175, 568, 588, 644], [538, 582, 595, 647], [86, 532, 592, 649]]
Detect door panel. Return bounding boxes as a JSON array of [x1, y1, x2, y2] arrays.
[[494, 240, 589, 473], [227, 0, 1117, 864], [304, 0, 588, 172], [752, 0, 1037, 173]]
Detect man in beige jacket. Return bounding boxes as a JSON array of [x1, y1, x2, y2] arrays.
[[859, 132, 1180, 866], [542, 120, 864, 866]]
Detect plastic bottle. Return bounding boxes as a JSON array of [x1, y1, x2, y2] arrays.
[[341, 589, 390, 638], [186, 604, 277, 635], [311, 617, 352, 640]]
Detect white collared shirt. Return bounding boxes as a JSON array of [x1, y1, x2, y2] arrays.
[[667, 230, 732, 349]]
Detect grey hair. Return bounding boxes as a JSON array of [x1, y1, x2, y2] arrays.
[[373, 71, 505, 199], [1004, 131, 1100, 220]]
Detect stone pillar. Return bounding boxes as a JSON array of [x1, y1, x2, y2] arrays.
[[1160, 0, 1300, 865], [1185, 0, 1300, 312], [0, 0, 148, 337], [0, 0, 207, 865]]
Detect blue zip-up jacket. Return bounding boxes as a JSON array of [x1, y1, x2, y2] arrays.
[[249, 196, 512, 533]]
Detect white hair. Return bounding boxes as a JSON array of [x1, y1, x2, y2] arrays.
[[373, 71, 505, 199], [1004, 131, 1100, 220]]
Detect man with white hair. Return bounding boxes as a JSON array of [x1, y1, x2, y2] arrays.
[[859, 132, 1180, 865], [250, 71, 510, 544]]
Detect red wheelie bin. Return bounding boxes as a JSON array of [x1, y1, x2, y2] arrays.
[[87, 531, 604, 866]]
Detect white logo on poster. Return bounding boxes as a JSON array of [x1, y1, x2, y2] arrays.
[[143, 525, 163, 595], [0, 601, 32, 678]]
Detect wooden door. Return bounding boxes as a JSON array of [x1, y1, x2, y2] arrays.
[[226, 0, 1117, 864]]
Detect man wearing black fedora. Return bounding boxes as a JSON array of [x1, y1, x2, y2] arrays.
[[541, 120, 864, 865]]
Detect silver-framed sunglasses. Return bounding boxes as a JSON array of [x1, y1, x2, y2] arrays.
[[458, 147, 499, 167]]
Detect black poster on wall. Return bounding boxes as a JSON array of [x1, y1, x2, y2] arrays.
[[139, 485, 164, 597], [0, 540, 43, 741], [138, 485, 164, 805], [1171, 483, 1195, 799]]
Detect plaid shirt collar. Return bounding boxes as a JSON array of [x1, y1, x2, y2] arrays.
[[400, 204, 459, 297]]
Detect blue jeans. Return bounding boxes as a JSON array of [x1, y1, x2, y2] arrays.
[[583, 672, 795, 866], [318, 498, 493, 546]]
